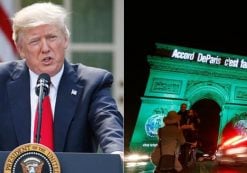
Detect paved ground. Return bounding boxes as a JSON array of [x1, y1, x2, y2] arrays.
[[124, 160, 247, 173]]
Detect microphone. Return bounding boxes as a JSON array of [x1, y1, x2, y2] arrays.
[[35, 73, 51, 143], [35, 73, 51, 97]]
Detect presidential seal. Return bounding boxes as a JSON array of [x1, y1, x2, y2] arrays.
[[3, 143, 60, 173]]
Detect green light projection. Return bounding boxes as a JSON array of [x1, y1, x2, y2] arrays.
[[130, 43, 247, 154]]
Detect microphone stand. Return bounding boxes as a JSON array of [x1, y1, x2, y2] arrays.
[[36, 79, 46, 144]]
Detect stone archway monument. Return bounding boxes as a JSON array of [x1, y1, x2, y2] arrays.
[[130, 43, 247, 154]]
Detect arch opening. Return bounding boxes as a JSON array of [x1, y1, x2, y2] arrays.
[[191, 99, 221, 154]]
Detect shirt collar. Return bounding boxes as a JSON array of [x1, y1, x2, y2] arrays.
[[29, 65, 64, 91]]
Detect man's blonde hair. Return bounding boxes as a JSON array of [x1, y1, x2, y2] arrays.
[[12, 2, 70, 43]]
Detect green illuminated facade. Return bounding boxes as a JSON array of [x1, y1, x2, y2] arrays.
[[130, 43, 247, 154]]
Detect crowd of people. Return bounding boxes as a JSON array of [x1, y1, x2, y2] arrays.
[[153, 103, 201, 173], [178, 104, 200, 169]]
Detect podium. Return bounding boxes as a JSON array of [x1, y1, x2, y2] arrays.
[[0, 151, 123, 173]]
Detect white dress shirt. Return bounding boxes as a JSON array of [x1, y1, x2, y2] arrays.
[[29, 66, 64, 142]]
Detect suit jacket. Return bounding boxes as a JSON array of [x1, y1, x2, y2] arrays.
[[0, 59, 123, 153]]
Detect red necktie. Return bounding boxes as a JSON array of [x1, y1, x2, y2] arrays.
[[33, 96, 54, 150]]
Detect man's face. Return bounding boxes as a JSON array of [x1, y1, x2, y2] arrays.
[[181, 104, 187, 112], [16, 24, 68, 76]]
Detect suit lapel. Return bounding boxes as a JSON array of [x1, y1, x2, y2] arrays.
[[7, 61, 31, 145], [54, 61, 84, 151]]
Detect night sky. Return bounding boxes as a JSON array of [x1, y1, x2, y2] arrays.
[[124, 1, 247, 152]]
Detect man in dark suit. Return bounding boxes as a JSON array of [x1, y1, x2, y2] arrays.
[[0, 2, 123, 155]]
